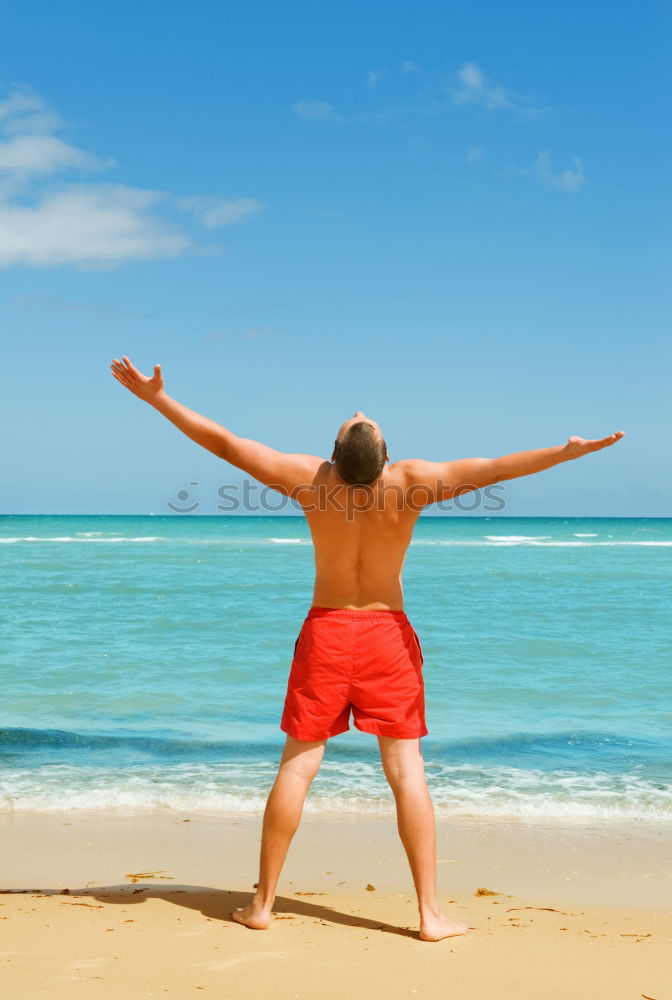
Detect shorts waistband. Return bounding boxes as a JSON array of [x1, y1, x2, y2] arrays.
[[307, 606, 409, 621]]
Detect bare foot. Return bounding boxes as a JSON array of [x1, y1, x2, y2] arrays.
[[419, 911, 469, 942], [231, 901, 272, 930]]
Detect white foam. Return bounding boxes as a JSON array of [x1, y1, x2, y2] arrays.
[[574, 533, 598, 537], [484, 535, 551, 542], [2, 789, 669, 821], [0, 536, 164, 543], [2, 535, 670, 548], [2, 762, 670, 821], [411, 540, 672, 548]]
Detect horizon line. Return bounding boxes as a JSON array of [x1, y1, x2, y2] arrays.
[[1, 513, 670, 520]]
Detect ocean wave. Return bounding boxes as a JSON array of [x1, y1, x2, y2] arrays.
[[411, 540, 672, 547], [2, 727, 666, 769], [3, 535, 671, 548], [2, 730, 670, 820], [484, 535, 551, 542], [1, 759, 670, 821], [0, 536, 164, 543]]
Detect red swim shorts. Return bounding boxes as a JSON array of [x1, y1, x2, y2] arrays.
[[280, 607, 428, 741]]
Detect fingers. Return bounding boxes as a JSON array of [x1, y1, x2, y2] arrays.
[[122, 355, 140, 376], [599, 431, 626, 447], [570, 431, 626, 450], [110, 360, 133, 386], [587, 431, 626, 452], [112, 357, 137, 376]]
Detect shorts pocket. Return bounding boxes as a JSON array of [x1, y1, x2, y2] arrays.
[[411, 628, 424, 666], [292, 623, 306, 659]]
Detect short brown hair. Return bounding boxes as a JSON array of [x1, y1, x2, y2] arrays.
[[333, 421, 387, 485]]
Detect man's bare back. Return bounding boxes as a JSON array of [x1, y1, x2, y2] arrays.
[[304, 459, 418, 611]]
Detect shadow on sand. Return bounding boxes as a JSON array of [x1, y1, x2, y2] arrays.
[[0, 883, 420, 939]]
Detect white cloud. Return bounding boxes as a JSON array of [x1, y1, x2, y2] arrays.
[[533, 149, 586, 193], [0, 134, 109, 174], [451, 62, 546, 115], [175, 195, 263, 228], [452, 62, 513, 110], [0, 86, 108, 183], [467, 145, 483, 164], [0, 87, 64, 135], [242, 326, 274, 339], [0, 84, 263, 268], [292, 100, 338, 120], [293, 61, 543, 131], [0, 185, 190, 267], [459, 63, 484, 91]]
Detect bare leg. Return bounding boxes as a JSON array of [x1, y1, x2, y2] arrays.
[[232, 735, 326, 929], [378, 735, 468, 942]]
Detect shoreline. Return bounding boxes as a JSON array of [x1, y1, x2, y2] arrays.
[[2, 809, 670, 911]]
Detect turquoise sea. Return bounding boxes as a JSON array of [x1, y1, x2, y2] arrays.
[[1, 514, 670, 821]]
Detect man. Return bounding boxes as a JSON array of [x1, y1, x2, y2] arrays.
[[110, 355, 625, 942]]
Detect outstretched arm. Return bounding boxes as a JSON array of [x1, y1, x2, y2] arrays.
[[110, 356, 323, 496], [397, 431, 626, 506]]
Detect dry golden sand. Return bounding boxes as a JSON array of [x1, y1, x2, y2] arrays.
[[1, 811, 670, 1000]]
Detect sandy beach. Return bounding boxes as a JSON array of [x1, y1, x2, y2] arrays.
[[1, 810, 670, 1000]]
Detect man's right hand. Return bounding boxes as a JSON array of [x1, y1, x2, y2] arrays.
[[563, 431, 626, 460], [110, 356, 165, 404]]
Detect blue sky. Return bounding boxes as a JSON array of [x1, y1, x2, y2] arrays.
[[1, 0, 670, 515]]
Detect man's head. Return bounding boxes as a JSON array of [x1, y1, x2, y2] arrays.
[[331, 411, 389, 485]]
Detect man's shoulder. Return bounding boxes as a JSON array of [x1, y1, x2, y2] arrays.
[[383, 459, 445, 508], [386, 458, 434, 482], [286, 455, 330, 479]]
